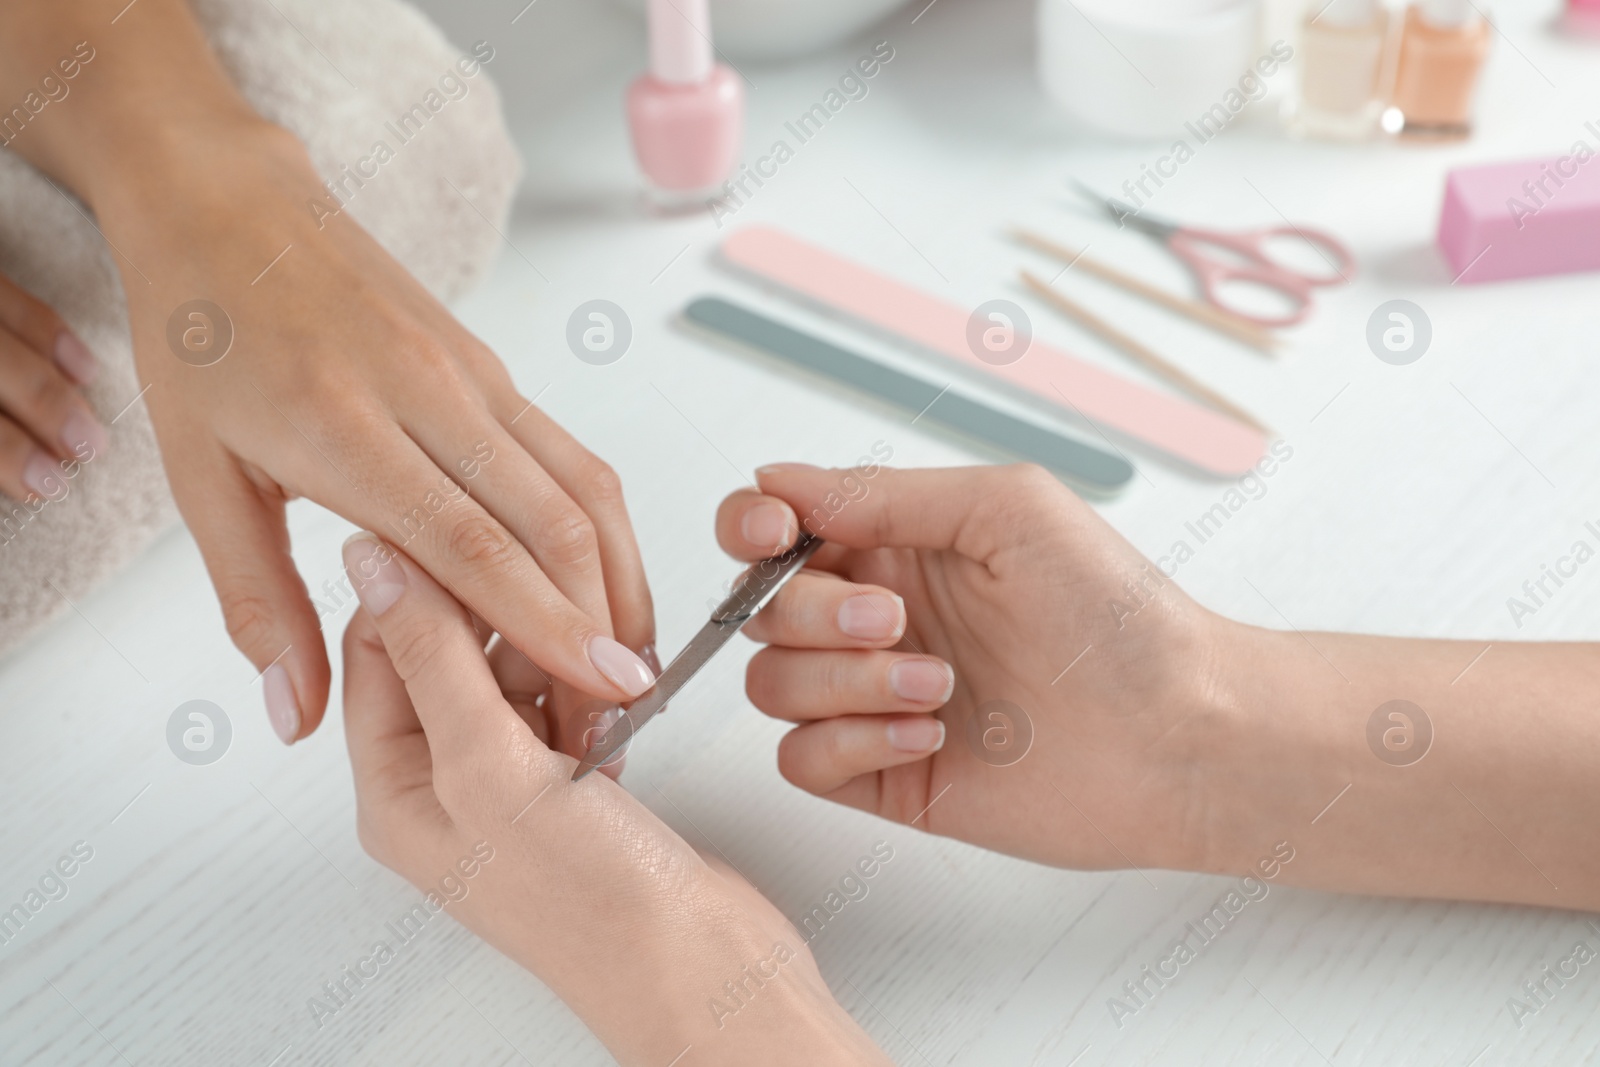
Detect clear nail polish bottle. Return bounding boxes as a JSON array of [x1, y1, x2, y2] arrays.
[[1285, 0, 1389, 140], [1385, 0, 1492, 139]]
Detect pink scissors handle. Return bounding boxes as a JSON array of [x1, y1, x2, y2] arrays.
[[1168, 226, 1355, 329]]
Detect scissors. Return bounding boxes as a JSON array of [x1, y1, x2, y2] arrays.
[[572, 532, 824, 780], [1071, 182, 1356, 329]]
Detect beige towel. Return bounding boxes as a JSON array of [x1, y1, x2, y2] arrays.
[[0, 0, 521, 657]]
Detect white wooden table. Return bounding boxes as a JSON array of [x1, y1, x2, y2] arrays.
[[5, 0, 1600, 1063]]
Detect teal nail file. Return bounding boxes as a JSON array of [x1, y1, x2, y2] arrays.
[[682, 296, 1136, 495]]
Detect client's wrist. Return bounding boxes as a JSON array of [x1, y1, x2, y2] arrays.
[[88, 116, 322, 235]]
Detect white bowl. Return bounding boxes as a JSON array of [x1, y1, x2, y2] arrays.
[[612, 0, 911, 61]]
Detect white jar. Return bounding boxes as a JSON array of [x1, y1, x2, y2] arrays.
[[1037, 0, 1265, 140]]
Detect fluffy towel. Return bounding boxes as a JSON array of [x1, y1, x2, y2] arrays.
[[0, 0, 522, 657]]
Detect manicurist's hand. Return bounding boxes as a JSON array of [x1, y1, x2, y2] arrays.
[[719, 463, 1221, 873], [0, 270, 104, 502], [0, 0, 657, 746], [722, 464, 1600, 911], [339, 535, 891, 1067]]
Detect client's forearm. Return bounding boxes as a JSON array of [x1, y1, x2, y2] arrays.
[[0, 0, 273, 207], [1195, 622, 1600, 910]]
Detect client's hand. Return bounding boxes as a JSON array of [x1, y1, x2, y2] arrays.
[[718, 463, 1228, 872], [339, 534, 890, 1067], [113, 125, 656, 749], [0, 0, 660, 749], [0, 270, 104, 502]]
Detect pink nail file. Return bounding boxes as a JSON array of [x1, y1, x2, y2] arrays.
[[720, 226, 1268, 477]]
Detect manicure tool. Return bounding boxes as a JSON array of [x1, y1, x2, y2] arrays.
[[682, 296, 1136, 495], [572, 533, 824, 780], [719, 225, 1268, 477], [1070, 181, 1356, 328], [1018, 272, 1270, 435], [1012, 228, 1276, 353]]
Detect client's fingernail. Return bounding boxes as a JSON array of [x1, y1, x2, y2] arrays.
[[889, 659, 955, 704], [59, 409, 108, 461], [588, 635, 656, 697], [22, 450, 58, 498], [886, 717, 945, 753], [755, 463, 819, 477], [54, 332, 98, 386], [342, 532, 405, 615], [740, 502, 793, 553], [263, 663, 301, 745], [838, 593, 904, 640]]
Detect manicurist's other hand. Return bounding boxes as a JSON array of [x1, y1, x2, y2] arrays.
[[339, 535, 892, 1067]]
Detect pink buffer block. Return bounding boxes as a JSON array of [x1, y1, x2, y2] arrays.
[[1438, 150, 1600, 283]]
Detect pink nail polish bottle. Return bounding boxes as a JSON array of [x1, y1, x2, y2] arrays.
[[626, 0, 743, 209]]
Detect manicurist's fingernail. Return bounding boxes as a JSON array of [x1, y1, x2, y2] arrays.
[[59, 409, 108, 461], [838, 593, 904, 640], [53, 332, 98, 386], [342, 532, 405, 615], [886, 716, 945, 753], [755, 463, 819, 477], [264, 663, 301, 745], [889, 659, 955, 704], [22, 450, 58, 498], [588, 635, 656, 698], [740, 502, 793, 553]]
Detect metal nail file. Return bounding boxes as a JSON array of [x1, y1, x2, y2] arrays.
[[572, 533, 825, 781], [682, 296, 1136, 495]]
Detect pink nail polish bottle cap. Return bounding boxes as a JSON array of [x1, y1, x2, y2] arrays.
[[649, 0, 712, 83]]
